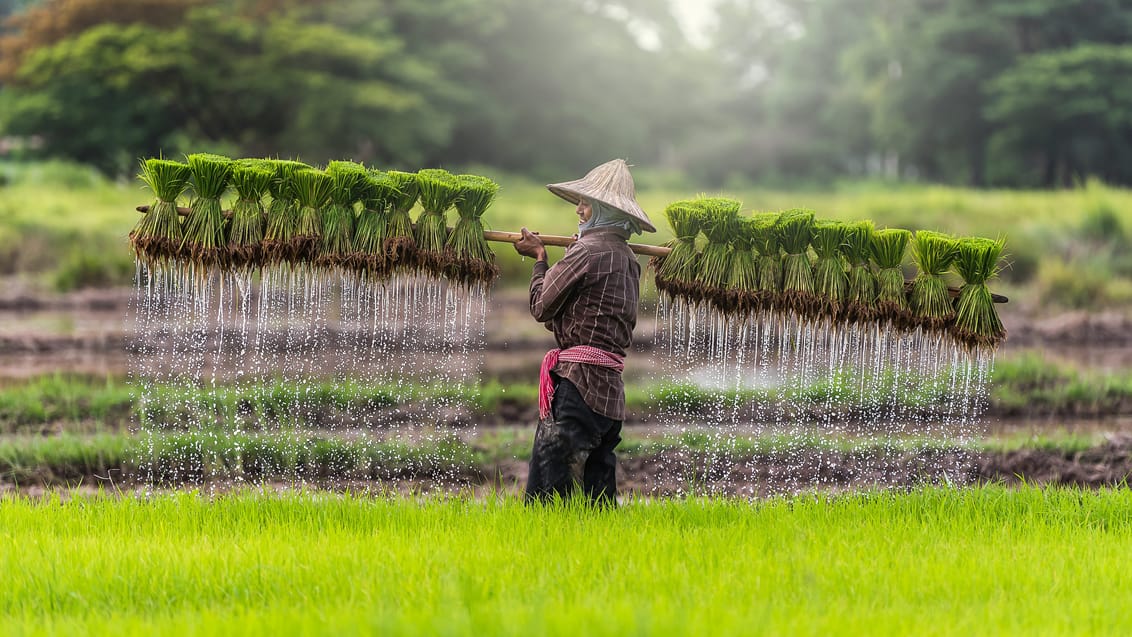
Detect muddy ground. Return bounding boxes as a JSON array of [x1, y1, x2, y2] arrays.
[[3, 287, 1132, 377], [4, 286, 1132, 497], [2, 286, 1131, 428], [6, 435, 1132, 497]]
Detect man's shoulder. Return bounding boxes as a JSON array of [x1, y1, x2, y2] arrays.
[[562, 239, 592, 260], [577, 229, 632, 251], [583, 238, 637, 266]]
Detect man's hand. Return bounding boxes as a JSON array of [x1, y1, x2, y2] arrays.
[[514, 227, 547, 261]]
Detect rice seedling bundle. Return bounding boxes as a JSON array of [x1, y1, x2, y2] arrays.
[[695, 197, 742, 308], [414, 168, 461, 277], [261, 159, 310, 265], [952, 237, 1007, 348], [726, 217, 759, 314], [132, 158, 192, 266], [384, 170, 421, 272], [843, 220, 878, 322], [181, 153, 234, 270], [351, 170, 401, 278], [910, 230, 959, 330], [290, 168, 334, 264], [811, 220, 848, 319], [226, 160, 273, 271], [318, 161, 368, 271], [652, 201, 702, 299], [871, 228, 913, 325], [751, 213, 782, 310], [776, 209, 817, 315], [446, 174, 501, 287]]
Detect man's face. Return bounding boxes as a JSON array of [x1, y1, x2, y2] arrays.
[[576, 200, 593, 224]]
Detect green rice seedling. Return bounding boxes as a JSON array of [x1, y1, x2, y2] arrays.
[[727, 217, 760, 315], [318, 161, 368, 271], [261, 159, 310, 266], [180, 153, 233, 271], [384, 170, 421, 272], [910, 230, 960, 330], [132, 158, 192, 266], [446, 174, 501, 288], [351, 170, 402, 279], [290, 168, 334, 264], [415, 168, 462, 277], [751, 212, 782, 310], [843, 220, 878, 322], [652, 200, 702, 300], [5, 488, 1132, 635], [226, 161, 273, 271], [695, 197, 742, 309], [810, 220, 848, 320], [776, 208, 817, 316], [952, 236, 1007, 349], [871, 228, 913, 326]]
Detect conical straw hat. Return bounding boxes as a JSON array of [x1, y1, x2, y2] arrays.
[[546, 159, 656, 233]]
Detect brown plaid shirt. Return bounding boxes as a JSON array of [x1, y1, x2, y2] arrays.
[[529, 226, 641, 420]]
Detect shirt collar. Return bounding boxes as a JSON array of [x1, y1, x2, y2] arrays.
[[579, 225, 631, 241]]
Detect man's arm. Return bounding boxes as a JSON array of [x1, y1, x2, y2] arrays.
[[514, 226, 589, 323], [529, 242, 589, 323]]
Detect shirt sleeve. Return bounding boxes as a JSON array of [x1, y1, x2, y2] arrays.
[[529, 242, 590, 323]]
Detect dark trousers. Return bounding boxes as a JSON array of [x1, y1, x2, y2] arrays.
[[524, 377, 622, 505]]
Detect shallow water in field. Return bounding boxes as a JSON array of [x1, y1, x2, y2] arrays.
[[129, 262, 489, 489], [649, 294, 995, 494], [119, 262, 1090, 495]]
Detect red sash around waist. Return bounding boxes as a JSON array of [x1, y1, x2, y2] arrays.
[[538, 346, 625, 420]]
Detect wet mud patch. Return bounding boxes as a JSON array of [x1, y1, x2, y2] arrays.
[[10, 438, 1122, 497], [487, 437, 1132, 497], [977, 434, 1132, 487]]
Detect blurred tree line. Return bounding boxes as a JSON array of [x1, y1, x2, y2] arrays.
[[1, 0, 1130, 187]]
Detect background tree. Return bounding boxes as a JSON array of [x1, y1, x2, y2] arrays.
[[1, 0, 1131, 187], [987, 44, 1132, 186]]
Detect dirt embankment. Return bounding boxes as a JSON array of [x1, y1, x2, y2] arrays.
[[490, 436, 1132, 497], [1004, 311, 1132, 348], [7, 437, 1132, 497], [4, 287, 1132, 418]]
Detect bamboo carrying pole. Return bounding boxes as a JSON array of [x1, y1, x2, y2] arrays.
[[136, 205, 668, 256], [481, 229, 669, 258], [136, 205, 1008, 303]]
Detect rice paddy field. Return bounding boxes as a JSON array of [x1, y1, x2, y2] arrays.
[[3, 160, 1132, 635], [3, 487, 1131, 636]]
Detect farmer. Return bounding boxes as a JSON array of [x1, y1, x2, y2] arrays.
[[512, 159, 656, 504]]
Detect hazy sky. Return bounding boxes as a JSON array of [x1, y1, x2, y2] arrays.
[[671, 0, 718, 46], [616, 0, 718, 49]]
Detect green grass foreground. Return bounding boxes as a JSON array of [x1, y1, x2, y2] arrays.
[[1, 488, 1130, 636]]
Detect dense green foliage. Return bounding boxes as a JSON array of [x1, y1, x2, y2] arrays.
[[710, 0, 1132, 187], [1, 488, 1131, 635], [1, 0, 1130, 186]]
